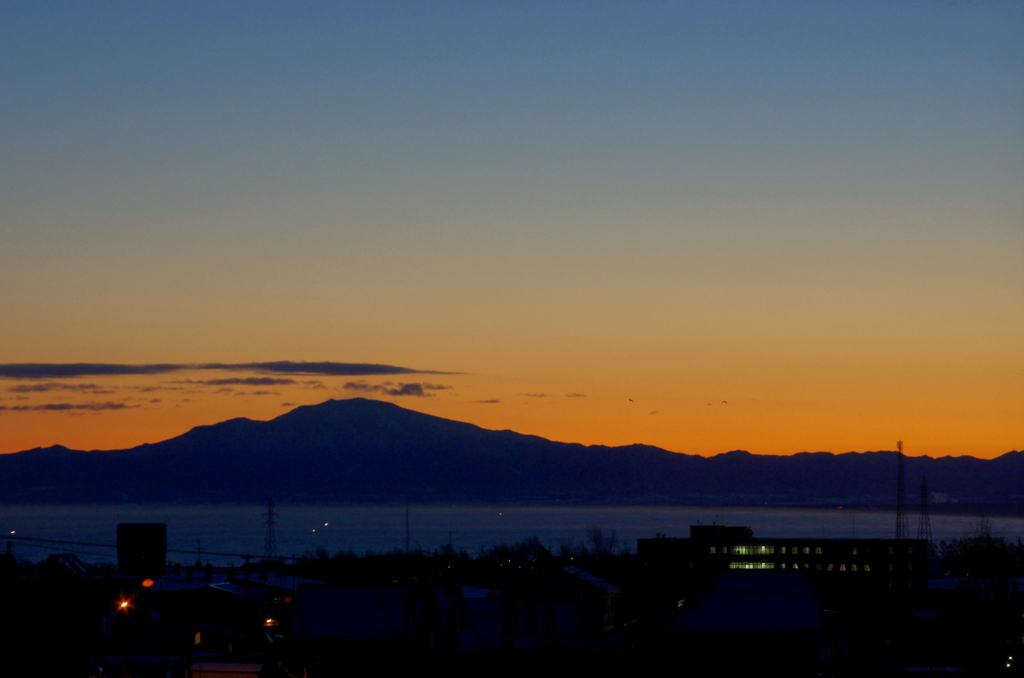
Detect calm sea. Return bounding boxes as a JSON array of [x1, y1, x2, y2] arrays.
[[3, 504, 1022, 566]]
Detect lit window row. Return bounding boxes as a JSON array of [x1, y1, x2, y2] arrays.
[[776, 546, 824, 555], [823, 563, 872, 572], [730, 545, 774, 555], [728, 562, 775, 570], [712, 544, 915, 557], [887, 546, 915, 555], [777, 546, 814, 555]]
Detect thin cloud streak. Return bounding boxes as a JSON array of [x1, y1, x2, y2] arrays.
[[342, 381, 452, 397], [0, 364, 180, 379], [0, 402, 137, 413], [8, 383, 110, 393], [0, 361, 457, 379], [206, 361, 458, 376], [177, 378, 297, 386]]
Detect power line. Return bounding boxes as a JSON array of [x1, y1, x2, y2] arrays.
[[8, 541, 116, 560], [5, 535, 116, 550], [4, 535, 289, 560]]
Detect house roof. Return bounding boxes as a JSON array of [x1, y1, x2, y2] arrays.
[[669, 571, 820, 634], [190, 663, 263, 674], [563, 565, 620, 593], [290, 586, 407, 640]]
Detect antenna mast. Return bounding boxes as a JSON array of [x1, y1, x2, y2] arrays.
[[917, 476, 933, 547], [263, 498, 278, 560], [895, 441, 909, 541]]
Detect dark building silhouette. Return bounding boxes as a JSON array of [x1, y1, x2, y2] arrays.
[[637, 525, 949, 675], [117, 523, 167, 576], [665, 570, 821, 671], [640, 524, 928, 591], [44, 553, 89, 578]]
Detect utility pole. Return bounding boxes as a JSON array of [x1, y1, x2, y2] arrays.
[[895, 441, 909, 541], [264, 498, 278, 560], [917, 476, 933, 547]]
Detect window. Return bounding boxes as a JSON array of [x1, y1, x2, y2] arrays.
[[815, 547, 822, 555], [888, 564, 894, 572], [851, 564, 858, 572], [888, 547, 894, 555], [802, 547, 810, 555], [816, 564, 822, 571], [793, 562, 799, 569], [710, 546, 716, 554], [728, 562, 775, 569], [865, 547, 871, 555], [852, 547, 858, 555], [732, 545, 774, 555], [827, 564, 834, 571], [780, 563, 786, 569], [864, 564, 871, 572], [840, 564, 846, 571], [803, 563, 809, 570]]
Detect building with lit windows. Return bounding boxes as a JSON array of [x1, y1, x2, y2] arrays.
[[639, 525, 928, 590]]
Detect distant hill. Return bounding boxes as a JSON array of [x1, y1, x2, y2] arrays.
[[0, 398, 1021, 506]]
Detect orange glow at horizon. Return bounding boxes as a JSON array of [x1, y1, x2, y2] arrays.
[[0, 361, 1017, 460], [1, 4, 1020, 468]]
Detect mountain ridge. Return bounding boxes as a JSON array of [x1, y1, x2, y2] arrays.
[[1, 398, 1020, 505]]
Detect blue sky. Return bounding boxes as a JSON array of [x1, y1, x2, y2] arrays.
[[1, 1, 1021, 457]]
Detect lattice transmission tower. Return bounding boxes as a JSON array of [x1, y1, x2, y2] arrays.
[[895, 441, 909, 541], [263, 498, 278, 560], [917, 476, 933, 546]]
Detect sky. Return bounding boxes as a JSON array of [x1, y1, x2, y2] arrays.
[[1, 1, 1021, 459]]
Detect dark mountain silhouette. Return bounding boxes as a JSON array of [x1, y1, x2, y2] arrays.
[[0, 398, 1021, 505]]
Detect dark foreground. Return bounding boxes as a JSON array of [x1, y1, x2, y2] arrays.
[[1, 524, 1022, 677]]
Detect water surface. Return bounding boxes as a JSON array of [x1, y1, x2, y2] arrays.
[[3, 504, 1020, 565]]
